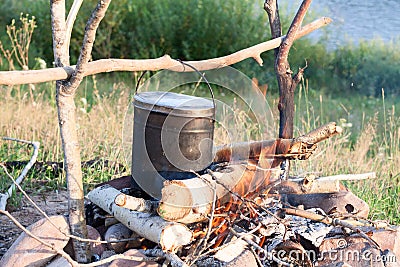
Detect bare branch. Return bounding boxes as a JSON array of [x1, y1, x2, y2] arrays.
[[67, 0, 112, 95], [0, 208, 162, 267], [65, 0, 84, 50], [264, 0, 282, 57], [0, 137, 40, 210], [0, 17, 332, 86], [276, 0, 312, 74]]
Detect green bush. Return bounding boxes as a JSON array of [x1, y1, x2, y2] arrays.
[[331, 39, 400, 97]]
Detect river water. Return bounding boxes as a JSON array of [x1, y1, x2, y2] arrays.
[[294, 0, 400, 46]]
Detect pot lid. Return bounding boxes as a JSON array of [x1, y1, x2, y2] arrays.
[[134, 91, 214, 117]]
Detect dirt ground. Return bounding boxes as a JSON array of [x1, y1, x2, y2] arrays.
[[0, 190, 69, 258]]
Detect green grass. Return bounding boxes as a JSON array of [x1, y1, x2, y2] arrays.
[[0, 73, 399, 224]]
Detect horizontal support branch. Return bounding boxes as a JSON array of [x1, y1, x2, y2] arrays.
[[0, 17, 331, 86]]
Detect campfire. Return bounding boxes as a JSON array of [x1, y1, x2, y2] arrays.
[[80, 120, 397, 267]]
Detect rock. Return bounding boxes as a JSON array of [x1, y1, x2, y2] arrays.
[[126, 232, 143, 249], [104, 223, 132, 253], [0, 215, 70, 267], [87, 224, 106, 257], [214, 238, 258, 267], [366, 226, 400, 260], [109, 249, 160, 267]]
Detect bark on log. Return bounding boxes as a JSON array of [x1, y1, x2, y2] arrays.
[[214, 122, 342, 163], [87, 185, 193, 252], [114, 192, 158, 213]]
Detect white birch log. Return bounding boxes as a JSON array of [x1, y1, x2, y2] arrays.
[[158, 164, 277, 223], [87, 185, 192, 252]]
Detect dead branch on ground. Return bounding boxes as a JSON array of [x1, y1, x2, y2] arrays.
[[0, 137, 40, 211]]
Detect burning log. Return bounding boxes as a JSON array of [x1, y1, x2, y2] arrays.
[[158, 163, 276, 223], [214, 122, 343, 162], [87, 185, 193, 252]]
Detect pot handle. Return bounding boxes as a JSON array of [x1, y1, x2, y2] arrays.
[[134, 60, 216, 120]]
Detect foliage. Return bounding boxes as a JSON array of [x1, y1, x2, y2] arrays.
[[0, 0, 399, 96], [331, 39, 400, 97]]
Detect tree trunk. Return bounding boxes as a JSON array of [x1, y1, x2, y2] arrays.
[[56, 89, 89, 262], [265, 0, 311, 139], [51, 0, 90, 262]]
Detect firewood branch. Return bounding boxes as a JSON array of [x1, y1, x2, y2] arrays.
[[114, 192, 158, 213], [0, 17, 331, 86], [87, 185, 193, 252], [0, 164, 138, 245], [214, 122, 343, 162]]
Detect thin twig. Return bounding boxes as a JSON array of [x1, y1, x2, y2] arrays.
[[66, 0, 112, 95], [0, 208, 164, 267], [65, 0, 84, 50], [288, 172, 376, 182]]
